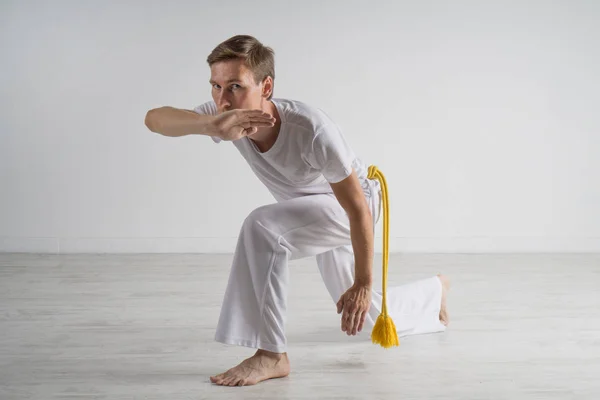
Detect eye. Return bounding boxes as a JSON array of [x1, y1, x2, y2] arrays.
[[230, 84, 241, 90], [212, 84, 221, 90]]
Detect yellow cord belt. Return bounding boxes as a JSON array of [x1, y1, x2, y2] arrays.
[[367, 165, 399, 348]]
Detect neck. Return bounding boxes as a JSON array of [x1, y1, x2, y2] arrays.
[[250, 100, 281, 152]]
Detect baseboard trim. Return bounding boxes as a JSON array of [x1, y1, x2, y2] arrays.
[[1, 236, 599, 254]]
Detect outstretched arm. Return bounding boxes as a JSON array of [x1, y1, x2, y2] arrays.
[[145, 107, 216, 137], [145, 107, 275, 138]]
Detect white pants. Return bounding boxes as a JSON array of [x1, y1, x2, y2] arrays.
[[215, 180, 446, 353]]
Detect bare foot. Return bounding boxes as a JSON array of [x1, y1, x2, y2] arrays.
[[210, 349, 290, 386], [437, 274, 450, 326]]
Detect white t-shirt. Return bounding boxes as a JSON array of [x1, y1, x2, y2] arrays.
[[193, 98, 370, 202]]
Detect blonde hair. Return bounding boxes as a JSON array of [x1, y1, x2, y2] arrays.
[[207, 35, 275, 100]]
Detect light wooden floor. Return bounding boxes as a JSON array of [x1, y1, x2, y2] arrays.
[[0, 253, 599, 399]]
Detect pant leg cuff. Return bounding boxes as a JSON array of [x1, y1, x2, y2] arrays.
[[214, 332, 287, 353]]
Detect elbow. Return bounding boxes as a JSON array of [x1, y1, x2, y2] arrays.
[[346, 202, 372, 222], [144, 108, 161, 133]]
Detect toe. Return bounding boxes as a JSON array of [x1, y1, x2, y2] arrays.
[[222, 376, 235, 386], [226, 377, 238, 386]]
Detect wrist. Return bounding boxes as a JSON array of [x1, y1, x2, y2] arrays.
[[354, 277, 372, 288], [203, 116, 219, 137]]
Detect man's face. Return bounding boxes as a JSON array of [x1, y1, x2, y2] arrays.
[[209, 59, 268, 113]]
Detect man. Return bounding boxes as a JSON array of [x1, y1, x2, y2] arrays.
[[145, 35, 450, 387]]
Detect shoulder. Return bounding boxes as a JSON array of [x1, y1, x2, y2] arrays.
[[193, 101, 218, 115], [273, 98, 336, 136]]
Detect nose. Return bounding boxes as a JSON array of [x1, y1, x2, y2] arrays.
[[216, 91, 232, 112]]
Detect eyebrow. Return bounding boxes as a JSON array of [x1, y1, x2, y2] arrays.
[[209, 79, 242, 85]]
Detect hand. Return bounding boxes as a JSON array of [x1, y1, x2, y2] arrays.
[[336, 283, 372, 336], [212, 109, 275, 141]]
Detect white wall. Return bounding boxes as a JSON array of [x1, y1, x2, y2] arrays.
[[1, 0, 599, 254]]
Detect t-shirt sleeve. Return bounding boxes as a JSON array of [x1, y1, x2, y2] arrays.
[[192, 101, 221, 143], [309, 123, 356, 183]]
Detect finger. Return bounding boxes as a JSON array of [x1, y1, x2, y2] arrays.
[[336, 297, 344, 314], [242, 110, 274, 119], [245, 113, 275, 121], [249, 118, 276, 126], [245, 109, 272, 116], [248, 114, 275, 120], [248, 113, 275, 120], [240, 121, 274, 130], [243, 127, 258, 136], [352, 309, 364, 335], [353, 311, 364, 335], [357, 311, 366, 333], [346, 310, 355, 335], [342, 308, 351, 332], [248, 120, 276, 127]]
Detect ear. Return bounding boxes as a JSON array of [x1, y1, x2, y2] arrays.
[[261, 76, 274, 99]]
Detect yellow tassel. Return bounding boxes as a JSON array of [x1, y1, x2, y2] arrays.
[[367, 166, 399, 348], [371, 314, 400, 348]]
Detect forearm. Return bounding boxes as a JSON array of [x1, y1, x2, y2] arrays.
[[145, 106, 216, 137], [348, 208, 374, 287]]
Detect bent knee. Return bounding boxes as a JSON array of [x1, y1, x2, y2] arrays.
[[243, 204, 279, 236]]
